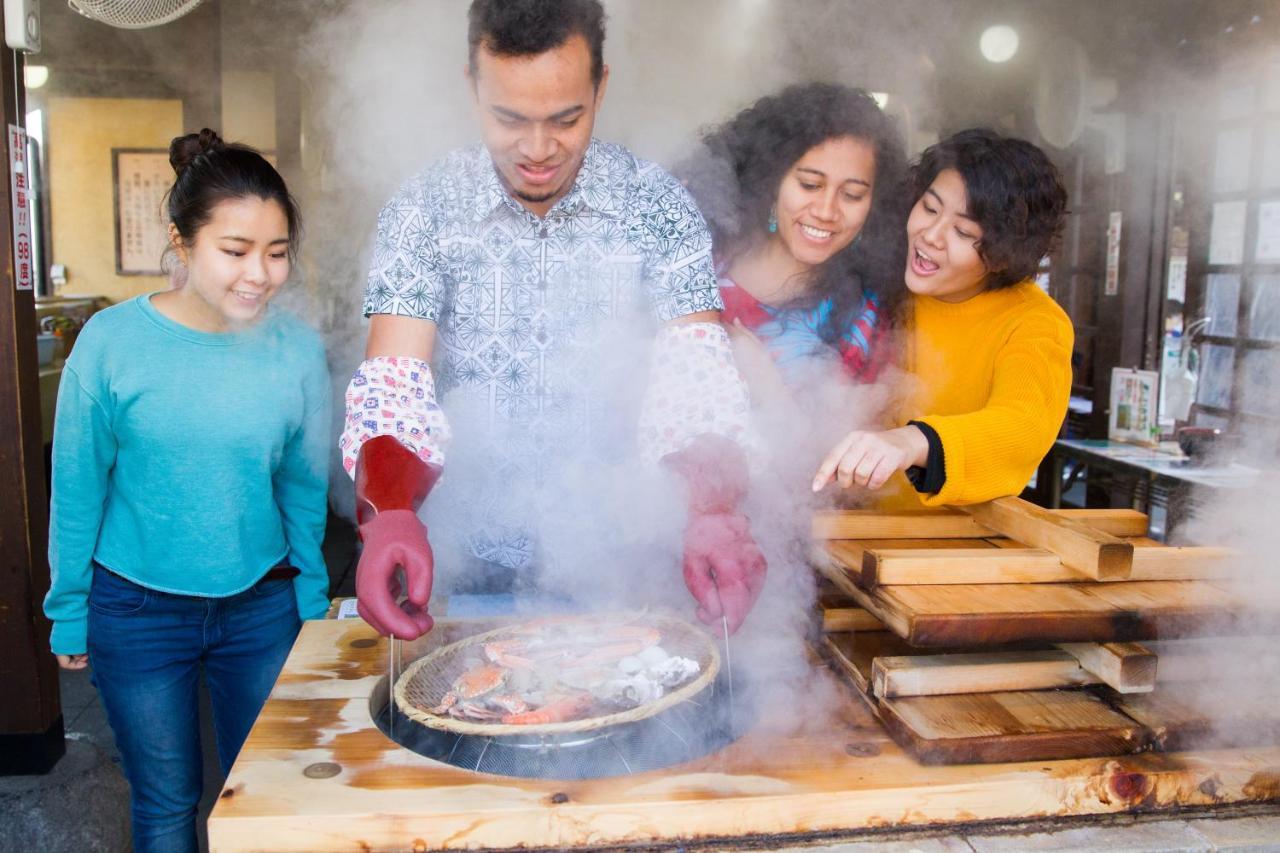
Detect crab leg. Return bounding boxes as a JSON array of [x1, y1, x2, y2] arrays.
[[499, 691, 595, 725]]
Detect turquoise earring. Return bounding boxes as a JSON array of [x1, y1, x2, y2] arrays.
[[767, 208, 778, 234]]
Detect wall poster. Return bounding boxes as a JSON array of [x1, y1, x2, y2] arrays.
[[1109, 367, 1160, 446], [113, 149, 172, 275]]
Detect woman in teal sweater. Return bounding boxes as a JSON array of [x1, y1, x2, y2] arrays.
[[44, 129, 330, 853]]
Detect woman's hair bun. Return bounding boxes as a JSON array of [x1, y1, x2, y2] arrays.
[[169, 128, 225, 177]]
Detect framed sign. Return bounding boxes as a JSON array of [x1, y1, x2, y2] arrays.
[[1109, 367, 1160, 446], [112, 149, 172, 275]]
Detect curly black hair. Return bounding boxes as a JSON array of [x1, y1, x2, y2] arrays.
[[679, 82, 910, 342], [468, 0, 606, 87], [913, 128, 1068, 290]]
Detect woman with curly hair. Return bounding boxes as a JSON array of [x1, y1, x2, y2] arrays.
[[681, 83, 910, 400], [813, 128, 1073, 507]]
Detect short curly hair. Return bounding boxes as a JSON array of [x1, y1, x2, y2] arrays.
[[468, 0, 607, 87], [913, 128, 1068, 290], [679, 82, 910, 341]]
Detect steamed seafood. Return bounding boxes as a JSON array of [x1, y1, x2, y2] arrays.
[[427, 617, 701, 725]]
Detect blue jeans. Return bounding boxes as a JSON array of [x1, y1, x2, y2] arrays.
[[87, 564, 301, 853]]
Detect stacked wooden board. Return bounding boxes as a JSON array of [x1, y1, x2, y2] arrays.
[[811, 498, 1280, 765]]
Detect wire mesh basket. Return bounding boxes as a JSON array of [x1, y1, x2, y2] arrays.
[[394, 612, 720, 737], [68, 0, 204, 29]]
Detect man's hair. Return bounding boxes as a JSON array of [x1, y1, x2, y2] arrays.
[[468, 0, 607, 87], [912, 128, 1068, 290]]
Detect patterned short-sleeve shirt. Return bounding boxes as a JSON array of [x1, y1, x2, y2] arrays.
[[364, 139, 722, 569]]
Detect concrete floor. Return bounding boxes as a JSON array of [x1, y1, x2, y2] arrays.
[[49, 509, 363, 852]]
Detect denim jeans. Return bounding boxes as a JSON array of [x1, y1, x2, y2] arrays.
[[87, 564, 301, 853]]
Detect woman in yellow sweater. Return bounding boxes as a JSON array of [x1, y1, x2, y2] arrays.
[[812, 128, 1072, 506]]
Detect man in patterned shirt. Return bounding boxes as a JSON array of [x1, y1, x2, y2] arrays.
[[341, 0, 766, 639]]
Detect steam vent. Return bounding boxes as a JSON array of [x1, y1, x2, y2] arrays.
[[4, 1, 1280, 851]]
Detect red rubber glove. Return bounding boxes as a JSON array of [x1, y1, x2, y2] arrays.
[[354, 435, 442, 640], [665, 435, 767, 635]]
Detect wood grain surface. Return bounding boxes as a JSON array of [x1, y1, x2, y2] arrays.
[[207, 619, 1280, 851], [854, 541, 1237, 588], [871, 650, 1098, 698], [962, 497, 1134, 580], [813, 543, 1278, 647], [812, 508, 1149, 540], [879, 689, 1150, 765]]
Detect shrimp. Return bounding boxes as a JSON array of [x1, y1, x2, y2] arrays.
[[500, 691, 595, 725]]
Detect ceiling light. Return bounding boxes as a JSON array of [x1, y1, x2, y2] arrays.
[[980, 25, 1019, 64], [24, 65, 48, 89]]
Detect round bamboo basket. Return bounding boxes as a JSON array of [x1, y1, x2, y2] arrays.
[[394, 612, 720, 737]]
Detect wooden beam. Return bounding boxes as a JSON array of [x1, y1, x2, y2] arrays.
[[1055, 643, 1157, 693], [858, 543, 1238, 588], [812, 508, 1148, 540], [822, 607, 886, 633], [871, 650, 1098, 698], [869, 579, 1269, 647], [0, 49, 64, 774], [878, 690, 1150, 765], [961, 497, 1135, 580], [862, 547, 1066, 587]]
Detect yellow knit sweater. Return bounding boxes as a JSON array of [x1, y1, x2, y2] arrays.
[[886, 281, 1074, 508]]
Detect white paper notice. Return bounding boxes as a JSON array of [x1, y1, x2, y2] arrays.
[[8, 125, 32, 291], [115, 151, 173, 274], [1167, 255, 1188, 302], [1105, 211, 1122, 295], [1256, 200, 1280, 263], [1209, 200, 1247, 265]]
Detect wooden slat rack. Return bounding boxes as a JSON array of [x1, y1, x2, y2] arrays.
[[812, 499, 1280, 766]]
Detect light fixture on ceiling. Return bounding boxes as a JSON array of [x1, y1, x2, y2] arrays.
[[980, 25, 1019, 64], [24, 64, 48, 89]]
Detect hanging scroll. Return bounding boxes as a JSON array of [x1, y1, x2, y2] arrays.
[[113, 149, 172, 275]]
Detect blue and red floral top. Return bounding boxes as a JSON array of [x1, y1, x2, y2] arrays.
[[718, 275, 885, 383]]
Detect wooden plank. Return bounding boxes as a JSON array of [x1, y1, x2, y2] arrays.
[[825, 538, 996, 590], [822, 607, 886, 633], [1056, 643, 1157, 693], [209, 619, 1280, 851], [812, 508, 1149, 540], [962, 497, 1134, 580], [808, 542, 913, 639], [819, 631, 916, 697], [862, 547, 1068, 587], [859, 543, 1238, 588], [1113, 690, 1280, 752], [879, 689, 1150, 765], [871, 650, 1098, 698], [870, 580, 1277, 647]]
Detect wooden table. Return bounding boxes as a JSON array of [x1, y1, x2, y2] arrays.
[[208, 619, 1280, 851], [1048, 439, 1261, 536]]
